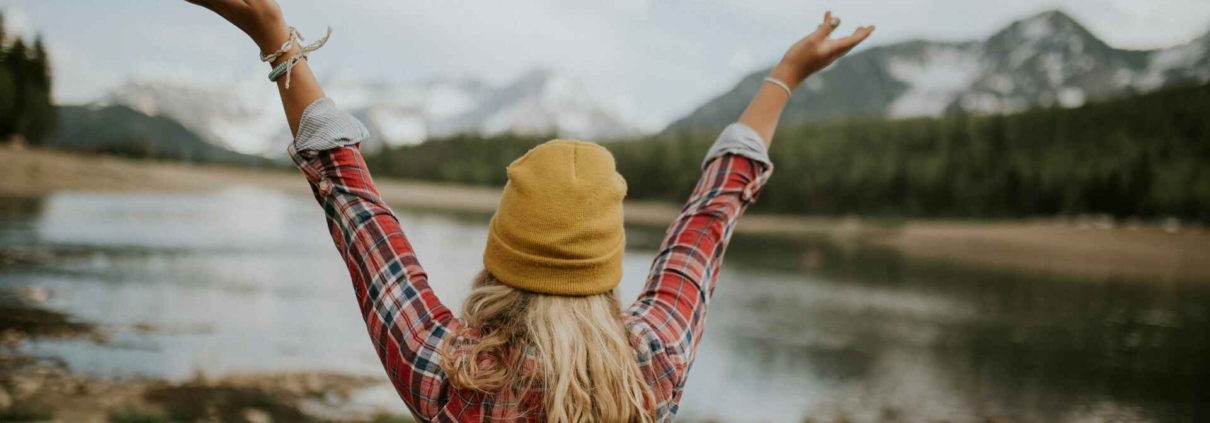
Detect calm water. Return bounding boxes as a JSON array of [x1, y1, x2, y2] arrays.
[[1, 189, 1208, 422]]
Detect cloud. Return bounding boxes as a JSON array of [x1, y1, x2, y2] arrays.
[[2, 6, 30, 39]]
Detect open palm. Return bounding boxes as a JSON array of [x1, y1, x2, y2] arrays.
[[773, 11, 875, 87]]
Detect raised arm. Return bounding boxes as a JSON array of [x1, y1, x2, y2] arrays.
[[186, 1, 458, 419], [625, 11, 873, 412]]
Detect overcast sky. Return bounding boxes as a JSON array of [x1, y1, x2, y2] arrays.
[[2, 0, 1208, 129]]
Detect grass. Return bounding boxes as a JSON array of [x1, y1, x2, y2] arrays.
[[108, 408, 168, 423], [0, 407, 54, 422]]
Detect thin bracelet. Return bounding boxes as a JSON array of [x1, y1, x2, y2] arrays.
[[763, 77, 793, 98], [268, 57, 301, 83]]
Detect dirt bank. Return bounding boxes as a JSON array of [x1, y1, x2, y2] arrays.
[[3, 145, 1207, 282]]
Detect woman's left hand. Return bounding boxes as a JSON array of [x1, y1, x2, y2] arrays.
[[770, 11, 875, 91], [184, 0, 290, 56]]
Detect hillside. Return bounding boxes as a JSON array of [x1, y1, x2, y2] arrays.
[[46, 105, 270, 165]]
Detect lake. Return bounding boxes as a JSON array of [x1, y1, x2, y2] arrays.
[[1, 188, 1207, 422]]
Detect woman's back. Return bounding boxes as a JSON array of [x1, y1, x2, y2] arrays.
[[285, 126, 768, 421], [186, 1, 870, 419]]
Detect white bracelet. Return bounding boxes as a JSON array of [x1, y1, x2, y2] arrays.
[[261, 27, 300, 63], [763, 77, 793, 98]]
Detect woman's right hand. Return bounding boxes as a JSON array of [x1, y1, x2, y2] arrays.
[[185, 0, 290, 57], [769, 11, 875, 91]]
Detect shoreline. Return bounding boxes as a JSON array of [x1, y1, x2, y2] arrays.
[[0, 287, 410, 422], [3, 145, 1207, 282]]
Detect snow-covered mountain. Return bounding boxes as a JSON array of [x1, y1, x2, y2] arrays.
[[101, 76, 284, 156], [431, 69, 640, 141], [669, 10, 1210, 129], [100, 69, 641, 156]]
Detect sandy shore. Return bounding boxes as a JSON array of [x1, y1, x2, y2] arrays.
[[3, 145, 1208, 282]]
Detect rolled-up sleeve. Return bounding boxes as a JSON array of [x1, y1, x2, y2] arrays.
[[292, 97, 371, 152], [701, 122, 772, 171], [700, 122, 774, 202]]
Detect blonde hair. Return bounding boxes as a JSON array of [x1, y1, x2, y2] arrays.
[[441, 270, 654, 423]]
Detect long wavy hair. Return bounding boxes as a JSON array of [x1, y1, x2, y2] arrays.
[[440, 270, 654, 422]]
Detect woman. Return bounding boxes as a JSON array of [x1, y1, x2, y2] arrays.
[[188, 1, 872, 421]]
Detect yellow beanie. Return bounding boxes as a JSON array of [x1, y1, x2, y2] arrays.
[[483, 140, 627, 296]]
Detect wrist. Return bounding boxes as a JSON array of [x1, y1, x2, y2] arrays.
[[254, 22, 292, 58], [769, 64, 807, 92]]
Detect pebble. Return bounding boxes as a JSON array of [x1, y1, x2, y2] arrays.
[[16, 285, 51, 304], [10, 375, 42, 399], [244, 408, 273, 423]]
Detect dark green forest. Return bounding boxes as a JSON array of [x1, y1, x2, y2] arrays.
[[0, 11, 56, 145], [369, 82, 1210, 221]]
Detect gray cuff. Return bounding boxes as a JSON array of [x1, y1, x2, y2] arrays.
[[292, 97, 371, 152], [701, 123, 772, 170]]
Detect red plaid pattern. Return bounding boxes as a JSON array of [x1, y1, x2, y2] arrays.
[[290, 142, 770, 422]]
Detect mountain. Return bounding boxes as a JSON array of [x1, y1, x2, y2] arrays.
[[668, 10, 1210, 130], [430, 69, 641, 141], [46, 105, 267, 165], [99, 76, 284, 156], [99, 69, 641, 157]]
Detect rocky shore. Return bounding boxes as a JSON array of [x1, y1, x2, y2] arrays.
[[0, 288, 414, 423]]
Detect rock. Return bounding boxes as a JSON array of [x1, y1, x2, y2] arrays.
[[0, 329, 27, 347], [10, 375, 42, 399], [0, 385, 11, 410], [302, 373, 324, 393], [89, 329, 113, 345], [243, 408, 273, 423], [16, 285, 51, 304]]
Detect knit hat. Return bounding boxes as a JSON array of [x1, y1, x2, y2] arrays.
[[483, 140, 627, 296]]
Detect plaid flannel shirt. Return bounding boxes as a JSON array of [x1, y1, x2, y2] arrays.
[[289, 98, 772, 422]]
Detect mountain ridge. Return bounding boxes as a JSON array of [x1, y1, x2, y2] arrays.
[[667, 9, 1210, 131], [99, 69, 641, 157]]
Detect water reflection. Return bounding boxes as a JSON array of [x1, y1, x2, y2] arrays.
[[0, 190, 1206, 422]]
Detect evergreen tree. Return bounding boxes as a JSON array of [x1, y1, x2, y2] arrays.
[[0, 10, 14, 140], [21, 36, 56, 144], [5, 38, 27, 142], [0, 11, 58, 145]]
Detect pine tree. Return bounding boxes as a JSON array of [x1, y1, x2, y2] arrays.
[[5, 38, 27, 142], [0, 10, 13, 140], [21, 36, 56, 144]]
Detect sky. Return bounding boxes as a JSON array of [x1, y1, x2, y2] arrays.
[[2, 0, 1209, 130]]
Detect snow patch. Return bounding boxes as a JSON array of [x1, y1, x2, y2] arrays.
[[886, 46, 983, 118], [424, 83, 485, 120], [1040, 52, 1067, 86], [369, 108, 427, 147], [1057, 87, 1086, 108], [100, 70, 642, 156], [1019, 16, 1055, 41], [1138, 38, 1208, 90]]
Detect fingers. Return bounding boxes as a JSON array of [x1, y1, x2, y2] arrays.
[[809, 11, 839, 41], [189, 0, 247, 9], [828, 26, 875, 56]]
